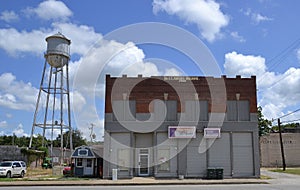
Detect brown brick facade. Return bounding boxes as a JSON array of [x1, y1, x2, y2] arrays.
[[105, 75, 257, 114]]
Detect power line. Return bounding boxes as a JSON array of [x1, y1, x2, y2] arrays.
[[257, 37, 300, 89], [277, 108, 300, 120], [281, 118, 300, 124]]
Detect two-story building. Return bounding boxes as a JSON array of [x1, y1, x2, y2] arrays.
[[103, 75, 260, 179]]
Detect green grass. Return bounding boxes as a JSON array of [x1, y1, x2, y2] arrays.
[[271, 168, 300, 175], [260, 175, 272, 180], [0, 178, 15, 182]]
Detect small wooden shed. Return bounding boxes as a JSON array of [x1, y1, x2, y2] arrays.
[[71, 145, 103, 177]]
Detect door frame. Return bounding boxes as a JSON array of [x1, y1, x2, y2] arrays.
[[83, 158, 94, 176], [138, 148, 150, 176]]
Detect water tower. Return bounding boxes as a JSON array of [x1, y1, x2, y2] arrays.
[[29, 32, 73, 164]]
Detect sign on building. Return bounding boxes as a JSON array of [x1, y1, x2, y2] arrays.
[[204, 128, 221, 138], [168, 126, 196, 138]]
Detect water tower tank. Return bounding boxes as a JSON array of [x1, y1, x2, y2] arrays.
[[45, 32, 71, 68]]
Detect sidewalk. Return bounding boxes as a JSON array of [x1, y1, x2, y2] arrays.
[[0, 177, 269, 186]]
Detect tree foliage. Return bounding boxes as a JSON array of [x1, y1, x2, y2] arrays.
[[258, 106, 272, 136], [52, 129, 87, 149], [0, 129, 86, 149]]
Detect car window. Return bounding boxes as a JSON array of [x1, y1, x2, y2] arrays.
[[20, 162, 26, 167], [13, 162, 21, 167], [0, 162, 12, 167]]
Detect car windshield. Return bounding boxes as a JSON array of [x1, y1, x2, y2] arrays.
[[0, 162, 12, 167]]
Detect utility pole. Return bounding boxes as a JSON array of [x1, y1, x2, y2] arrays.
[[278, 118, 286, 171], [89, 123, 95, 143]]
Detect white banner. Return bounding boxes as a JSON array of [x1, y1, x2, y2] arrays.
[[168, 126, 196, 138]]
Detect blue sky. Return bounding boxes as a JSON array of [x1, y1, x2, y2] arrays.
[[0, 0, 300, 141]]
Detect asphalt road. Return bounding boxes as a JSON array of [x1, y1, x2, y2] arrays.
[[0, 169, 299, 190], [0, 184, 299, 190]]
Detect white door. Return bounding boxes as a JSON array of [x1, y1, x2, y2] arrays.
[[83, 159, 93, 176], [12, 162, 22, 176], [138, 149, 149, 176]]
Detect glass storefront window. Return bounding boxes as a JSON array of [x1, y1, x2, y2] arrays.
[[158, 148, 170, 172], [118, 149, 130, 171]]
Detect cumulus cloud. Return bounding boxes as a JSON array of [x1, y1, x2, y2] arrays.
[[242, 8, 272, 24], [0, 22, 102, 56], [153, 0, 229, 42], [13, 124, 29, 137], [0, 10, 19, 22], [24, 0, 72, 21], [0, 121, 8, 128], [52, 22, 103, 56], [297, 48, 300, 61], [224, 51, 300, 120], [0, 28, 49, 56], [224, 51, 266, 78], [0, 73, 37, 111], [230, 31, 246, 43]]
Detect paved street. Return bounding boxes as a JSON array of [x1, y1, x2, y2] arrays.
[[0, 184, 299, 190], [0, 169, 299, 190]]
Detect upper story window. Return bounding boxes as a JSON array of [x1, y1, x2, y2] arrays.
[[227, 100, 250, 121], [185, 100, 208, 121], [112, 100, 136, 121], [153, 100, 177, 121]]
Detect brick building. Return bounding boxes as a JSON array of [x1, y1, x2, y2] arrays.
[[103, 75, 260, 179]]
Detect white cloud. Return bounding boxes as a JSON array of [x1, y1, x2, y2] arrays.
[[24, 0, 72, 21], [51, 22, 103, 56], [224, 51, 266, 78], [252, 13, 273, 24], [230, 31, 246, 43], [6, 113, 12, 118], [242, 8, 272, 24], [0, 73, 37, 111], [224, 51, 300, 120], [0, 121, 8, 128], [153, 0, 229, 42], [0, 23, 102, 56], [297, 49, 300, 61], [0, 28, 50, 56], [0, 10, 19, 22], [13, 123, 29, 137]]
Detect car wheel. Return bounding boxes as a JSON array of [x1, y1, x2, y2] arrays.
[[20, 171, 25, 178], [6, 171, 11, 178]]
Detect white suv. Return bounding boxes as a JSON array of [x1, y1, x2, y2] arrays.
[[0, 161, 26, 178]]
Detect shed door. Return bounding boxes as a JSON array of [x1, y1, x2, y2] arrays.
[[83, 158, 93, 176], [232, 133, 254, 177]]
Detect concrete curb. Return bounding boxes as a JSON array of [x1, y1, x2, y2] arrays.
[[0, 179, 269, 186]]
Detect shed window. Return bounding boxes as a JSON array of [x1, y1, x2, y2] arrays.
[[86, 159, 92, 168], [76, 158, 83, 167], [78, 149, 88, 156]]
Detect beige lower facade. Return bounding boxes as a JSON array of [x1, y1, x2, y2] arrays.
[[260, 133, 300, 167]]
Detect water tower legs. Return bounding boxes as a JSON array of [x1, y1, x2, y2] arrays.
[[29, 60, 73, 166]]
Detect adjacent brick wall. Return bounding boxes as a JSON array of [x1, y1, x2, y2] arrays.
[[260, 133, 300, 167]]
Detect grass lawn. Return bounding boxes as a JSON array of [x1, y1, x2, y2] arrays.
[[271, 168, 300, 175]]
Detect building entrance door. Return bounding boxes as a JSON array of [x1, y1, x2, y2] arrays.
[[138, 149, 149, 176]]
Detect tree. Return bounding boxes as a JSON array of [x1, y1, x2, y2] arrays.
[[258, 106, 272, 136], [53, 129, 87, 149]]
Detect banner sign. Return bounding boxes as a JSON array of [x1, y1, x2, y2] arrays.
[[204, 128, 221, 138], [168, 126, 196, 138]]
